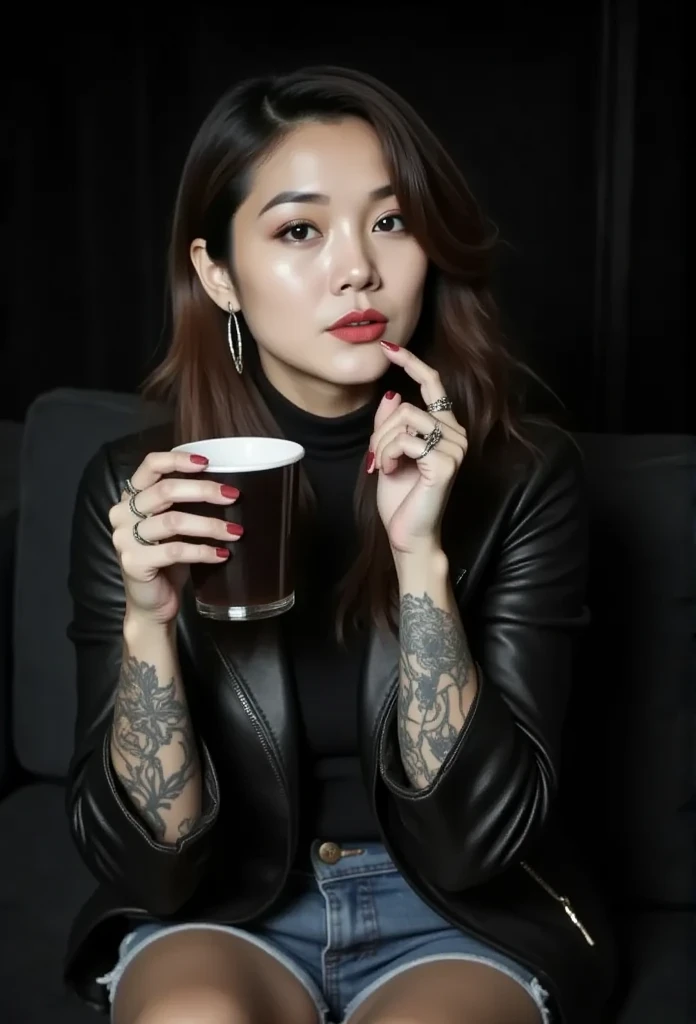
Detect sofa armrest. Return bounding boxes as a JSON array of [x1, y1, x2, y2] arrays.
[[0, 506, 18, 796]]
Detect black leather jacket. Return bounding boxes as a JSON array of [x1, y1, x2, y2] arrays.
[[63, 417, 615, 1022]]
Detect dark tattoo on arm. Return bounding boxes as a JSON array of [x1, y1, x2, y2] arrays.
[[398, 593, 474, 787], [111, 657, 197, 841]]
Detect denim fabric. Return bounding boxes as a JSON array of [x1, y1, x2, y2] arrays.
[[97, 841, 551, 1023]]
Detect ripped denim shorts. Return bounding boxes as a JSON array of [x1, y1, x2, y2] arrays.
[[97, 840, 553, 1023]]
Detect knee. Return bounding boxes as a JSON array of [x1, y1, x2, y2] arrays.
[[129, 987, 253, 1024]]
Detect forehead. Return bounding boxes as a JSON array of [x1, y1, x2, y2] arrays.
[[251, 117, 389, 197]]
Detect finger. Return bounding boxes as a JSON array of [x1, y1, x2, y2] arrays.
[[379, 343, 460, 430], [371, 389, 401, 436], [112, 477, 239, 524], [120, 540, 232, 581], [113, 509, 244, 552], [379, 431, 461, 478], [376, 427, 463, 475], [124, 450, 213, 496], [371, 404, 466, 455]]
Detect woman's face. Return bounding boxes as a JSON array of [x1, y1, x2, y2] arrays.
[[192, 117, 428, 412]]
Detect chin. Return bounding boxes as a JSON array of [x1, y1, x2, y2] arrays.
[[324, 344, 393, 385]]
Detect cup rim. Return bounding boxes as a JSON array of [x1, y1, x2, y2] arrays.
[[172, 436, 305, 472]]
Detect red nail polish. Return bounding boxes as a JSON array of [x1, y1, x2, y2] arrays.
[[190, 454, 209, 465], [366, 451, 375, 473], [226, 522, 244, 536], [220, 485, 240, 499], [380, 341, 399, 351], [216, 547, 230, 558], [385, 390, 396, 400]]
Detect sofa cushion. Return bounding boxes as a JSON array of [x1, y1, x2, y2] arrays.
[[613, 910, 694, 1024], [0, 782, 98, 1023], [12, 389, 167, 779], [564, 434, 696, 910]]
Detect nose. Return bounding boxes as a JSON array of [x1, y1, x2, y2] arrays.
[[329, 233, 380, 295]]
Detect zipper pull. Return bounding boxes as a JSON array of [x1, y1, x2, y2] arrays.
[[561, 898, 595, 946]]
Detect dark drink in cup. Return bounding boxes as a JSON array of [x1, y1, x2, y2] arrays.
[[171, 437, 304, 620]]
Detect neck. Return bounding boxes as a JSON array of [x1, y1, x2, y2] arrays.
[[257, 349, 375, 419]]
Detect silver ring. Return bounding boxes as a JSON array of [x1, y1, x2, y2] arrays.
[[426, 396, 453, 414], [133, 520, 158, 546], [128, 493, 148, 520], [123, 477, 140, 497], [416, 422, 443, 459]]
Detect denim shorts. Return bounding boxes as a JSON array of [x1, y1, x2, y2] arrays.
[[97, 841, 551, 1023]]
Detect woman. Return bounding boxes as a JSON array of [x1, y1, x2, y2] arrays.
[[63, 66, 615, 1024]]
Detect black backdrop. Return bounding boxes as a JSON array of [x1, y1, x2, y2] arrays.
[[0, 0, 690, 433]]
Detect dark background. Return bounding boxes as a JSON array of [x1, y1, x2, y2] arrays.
[[0, 0, 690, 434]]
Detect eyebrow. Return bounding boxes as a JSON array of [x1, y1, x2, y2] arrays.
[[258, 183, 395, 217]]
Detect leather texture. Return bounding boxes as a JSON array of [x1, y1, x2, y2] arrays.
[[62, 417, 616, 1022]]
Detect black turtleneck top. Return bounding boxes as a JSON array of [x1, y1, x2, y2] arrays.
[[253, 369, 382, 845]]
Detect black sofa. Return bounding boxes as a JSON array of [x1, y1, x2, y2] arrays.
[[0, 387, 693, 1024]]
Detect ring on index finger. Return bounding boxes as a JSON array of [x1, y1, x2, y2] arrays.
[[426, 396, 453, 414], [123, 477, 141, 497]]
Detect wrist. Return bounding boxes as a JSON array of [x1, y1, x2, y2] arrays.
[[123, 608, 176, 644], [393, 545, 450, 588]]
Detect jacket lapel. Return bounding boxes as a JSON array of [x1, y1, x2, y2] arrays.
[[202, 612, 299, 793]]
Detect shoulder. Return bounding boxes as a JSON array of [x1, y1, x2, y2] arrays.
[[481, 417, 589, 558], [483, 415, 583, 481], [444, 416, 586, 564], [476, 415, 586, 513]]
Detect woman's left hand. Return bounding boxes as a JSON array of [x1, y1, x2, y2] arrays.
[[369, 342, 468, 559]]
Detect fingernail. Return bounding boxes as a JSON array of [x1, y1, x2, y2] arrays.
[[220, 484, 240, 499], [216, 547, 230, 558], [380, 341, 399, 351], [384, 390, 397, 400], [226, 522, 244, 536], [366, 451, 375, 473], [190, 454, 209, 465]]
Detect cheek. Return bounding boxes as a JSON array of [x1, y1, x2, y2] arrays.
[[242, 246, 320, 306]]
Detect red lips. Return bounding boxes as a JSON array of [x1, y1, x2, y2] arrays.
[[327, 308, 389, 344], [328, 308, 387, 330]]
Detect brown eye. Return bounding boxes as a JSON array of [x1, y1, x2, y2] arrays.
[[374, 214, 405, 233], [276, 221, 320, 242]]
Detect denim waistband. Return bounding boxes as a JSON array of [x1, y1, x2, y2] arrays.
[[297, 840, 396, 882]]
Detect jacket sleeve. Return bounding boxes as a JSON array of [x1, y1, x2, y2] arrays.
[[378, 430, 589, 891], [65, 442, 220, 916]]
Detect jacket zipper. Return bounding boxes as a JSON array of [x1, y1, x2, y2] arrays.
[[520, 862, 595, 946], [228, 675, 285, 792]]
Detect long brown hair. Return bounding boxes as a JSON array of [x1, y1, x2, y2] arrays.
[[141, 65, 560, 639]]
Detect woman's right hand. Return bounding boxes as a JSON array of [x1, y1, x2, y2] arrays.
[[108, 451, 242, 626]]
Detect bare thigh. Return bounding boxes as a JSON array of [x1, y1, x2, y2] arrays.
[[346, 960, 543, 1024], [112, 928, 320, 1024]]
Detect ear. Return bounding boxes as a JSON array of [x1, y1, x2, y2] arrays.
[[190, 238, 240, 312]]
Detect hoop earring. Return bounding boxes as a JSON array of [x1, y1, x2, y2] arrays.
[[227, 304, 243, 375]]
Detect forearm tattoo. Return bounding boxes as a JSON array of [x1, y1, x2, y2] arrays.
[[112, 657, 197, 840], [398, 593, 474, 787]]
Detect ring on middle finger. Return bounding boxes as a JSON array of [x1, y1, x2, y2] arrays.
[[416, 422, 443, 460], [129, 493, 149, 520], [133, 520, 158, 546]]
